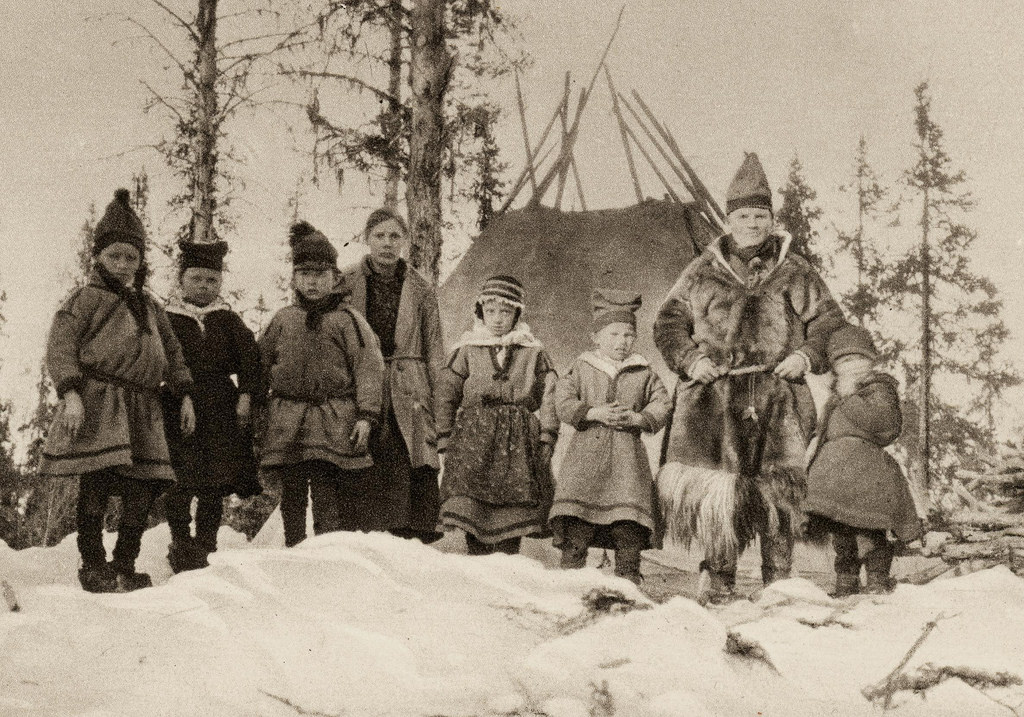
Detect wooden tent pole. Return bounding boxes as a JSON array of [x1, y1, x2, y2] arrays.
[[621, 121, 683, 204], [502, 143, 558, 213], [631, 90, 727, 222], [514, 70, 538, 198], [527, 5, 624, 208], [570, 156, 588, 211], [554, 72, 572, 210], [499, 94, 567, 213], [604, 65, 643, 203], [530, 87, 589, 207]]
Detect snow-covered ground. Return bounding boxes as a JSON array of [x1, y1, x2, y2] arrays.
[[1, 518, 1022, 716]]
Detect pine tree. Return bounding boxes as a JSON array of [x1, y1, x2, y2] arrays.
[[879, 81, 1016, 494], [835, 137, 890, 329], [776, 154, 826, 272]]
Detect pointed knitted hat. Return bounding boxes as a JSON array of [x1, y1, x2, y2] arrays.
[[725, 152, 772, 214], [93, 188, 147, 255], [178, 238, 229, 272], [591, 288, 642, 331], [289, 220, 337, 270]]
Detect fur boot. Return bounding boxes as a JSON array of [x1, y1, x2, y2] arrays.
[[830, 572, 860, 598], [78, 562, 117, 593]]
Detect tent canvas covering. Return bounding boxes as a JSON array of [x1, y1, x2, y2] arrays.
[[439, 199, 717, 378]]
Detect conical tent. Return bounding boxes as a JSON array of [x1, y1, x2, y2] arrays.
[[439, 199, 717, 376]]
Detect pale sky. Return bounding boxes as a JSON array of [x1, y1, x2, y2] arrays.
[[2, 0, 1023, 432]]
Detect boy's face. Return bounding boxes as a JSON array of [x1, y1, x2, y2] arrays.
[[367, 218, 408, 267], [481, 300, 517, 337], [293, 268, 335, 301], [728, 207, 774, 248], [592, 322, 636, 362], [180, 267, 223, 307], [833, 354, 874, 395], [96, 242, 142, 286]]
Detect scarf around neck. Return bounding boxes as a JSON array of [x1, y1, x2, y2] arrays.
[[297, 291, 346, 330], [451, 319, 543, 351], [95, 264, 150, 334]]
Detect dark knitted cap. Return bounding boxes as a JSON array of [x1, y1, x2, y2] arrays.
[[477, 275, 525, 310], [726, 153, 772, 215], [93, 188, 146, 256], [827, 324, 878, 363], [591, 288, 641, 331], [289, 220, 337, 270], [178, 239, 229, 272]]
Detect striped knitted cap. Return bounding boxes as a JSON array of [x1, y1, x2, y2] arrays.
[[477, 275, 525, 310]]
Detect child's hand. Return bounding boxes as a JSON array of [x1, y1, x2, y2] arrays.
[[180, 396, 197, 437], [587, 403, 631, 426], [57, 391, 85, 439], [350, 419, 371, 454], [236, 393, 252, 427], [618, 411, 648, 430], [690, 357, 728, 384]]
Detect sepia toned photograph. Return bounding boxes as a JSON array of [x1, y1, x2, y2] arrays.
[[1, 1, 1023, 714]]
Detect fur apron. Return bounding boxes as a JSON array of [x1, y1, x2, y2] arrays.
[[653, 231, 845, 564]]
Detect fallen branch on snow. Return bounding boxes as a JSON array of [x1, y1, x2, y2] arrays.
[[259, 690, 343, 716], [725, 632, 778, 672], [1, 580, 18, 612], [861, 612, 955, 710]]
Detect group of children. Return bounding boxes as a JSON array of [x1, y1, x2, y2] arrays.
[[41, 188, 919, 599]]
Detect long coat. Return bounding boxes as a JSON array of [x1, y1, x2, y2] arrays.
[[258, 300, 385, 471], [550, 351, 672, 550], [805, 372, 922, 541], [653, 232, 846, 561], [40, 271, 193, 482], [344, 257, 444, 470], [161, 299, 260, 495]]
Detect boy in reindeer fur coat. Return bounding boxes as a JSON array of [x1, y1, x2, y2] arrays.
[[654, 153, 846, 604]]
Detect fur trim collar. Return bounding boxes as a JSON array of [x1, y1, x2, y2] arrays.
[[166, 292, 231, 333], [451, 319, 543, 350], [707, 229, 793, 285], [579, 351, 649, 379]]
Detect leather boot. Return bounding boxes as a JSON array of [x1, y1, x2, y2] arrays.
[[115, 571, 153, 592], [78, 562, 117, 593], [829, 572, 860, 598]]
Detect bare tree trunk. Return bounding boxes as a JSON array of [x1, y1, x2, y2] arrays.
[[193, 0, 219, 244], [919, 186, 932, 490], [406, 0, 450, 283], [383, 0, 404, 209]]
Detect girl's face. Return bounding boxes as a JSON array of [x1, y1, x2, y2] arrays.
[[592, 322, 636, 362], [180, 267, 223, 307], [481, 300, 517, 337], [833, 354, 874, 396], [367, 218, 408, 267], [728, 207, 774, 248], [293, 268, 335, 301], [96, 242, 142, 286]]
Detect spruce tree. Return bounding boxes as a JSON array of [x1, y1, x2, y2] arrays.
[[776, 154, 826, 272]]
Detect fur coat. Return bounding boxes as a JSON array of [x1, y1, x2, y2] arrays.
[[653, 232, 846, 561], [805, 372, 922, 541]]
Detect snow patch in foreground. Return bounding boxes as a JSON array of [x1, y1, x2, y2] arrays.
[[0, 525, 1022, 716]]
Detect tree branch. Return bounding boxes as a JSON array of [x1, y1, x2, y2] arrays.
[[284, 69, 399, 105], [151, 0, 200, 44]]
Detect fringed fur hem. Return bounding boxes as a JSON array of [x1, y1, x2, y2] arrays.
[[657, 462, 806, 559]]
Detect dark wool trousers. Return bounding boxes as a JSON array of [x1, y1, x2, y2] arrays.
[[559, 517, 645, 579], [465, 532, 521, 556], [165, 485, 224, 552], [833, 524, 893, 576], [77, 470, 159, 573], [280, 460, 370, 547]]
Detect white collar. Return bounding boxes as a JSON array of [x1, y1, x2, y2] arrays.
[[165, 292, 231, 332], [451, 319, 543, 351], [706, 229, 794, 284], [579, 350, 648, 379]]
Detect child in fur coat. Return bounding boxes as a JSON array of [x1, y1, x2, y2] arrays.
[[804, 325, 922, 596], [436, 275, 558, 555], [41, 189, 195, 593], [259, 221, 385, 547], [549, 289, 671, 584]]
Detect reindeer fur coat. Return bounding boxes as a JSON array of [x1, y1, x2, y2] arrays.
[[653, 232, 846, 563]]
